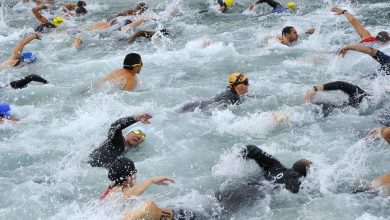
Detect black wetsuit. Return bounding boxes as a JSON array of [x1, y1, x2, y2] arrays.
[[373, 50, 390, 75], [180, 89, 241, 112], [9, 74, 48, 89], [35, 23, 56, 33], [244, 145, 303, 193], [318, 81, 368, 108], [89, 116, 137, 168]]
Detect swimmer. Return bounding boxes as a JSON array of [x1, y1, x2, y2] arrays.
[[338, 45, 390, 75], [61, 1, 87, 16], [88, 113, 151, 168], [100, 53, 143, 91], [0, 33, 41, 68], [331, 7, 390, 44], [353, 172, 390, 195], [107, 2, 149, 21], [180, 72, 249, 112], [33, 5, 64, 33], [249, 0, 297, 13], [305, 81, 368, 108], [242, 145, 312, 193], [263, 26, 315, 46], [217, 0, 234, 13], [0, 103, 19, 123], [88, 17, 153, 32], [127, 29, 170, 44], [5, 74, 48, 89]]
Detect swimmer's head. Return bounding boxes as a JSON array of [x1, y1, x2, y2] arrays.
[[225, 0, 234, 7], [21, 51, 37, 64], [292, 159, 313, 177], [136, 2, 148, 14], [377, 31, 390, 43], [76, 1, 87, 15], [160, 29, 170, 36], [282, 26, 298, 42], [286, 2, 297, 10], [108, 157, 137, 185], [52, 17, 64, 27], [228, 72, 249, 95], [125, 126, 146, 147], [0, 103, 11, 118], [123, 53, 143, 73]]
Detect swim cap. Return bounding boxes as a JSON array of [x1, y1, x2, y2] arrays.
[[52, 17, 64, 27], [21, 51, 37, 64], [225, 0, 234, 7], [286, 2, 297, 10], [292, 159, 312, 177], [377, 31, 390, 43], [123, 53, 142, 69], [0, 103, 11, 118], [127, 126, 146, 136], [124, 19, 132, 26], [108, 157, 137, 184], [228, 72, 248, 88]]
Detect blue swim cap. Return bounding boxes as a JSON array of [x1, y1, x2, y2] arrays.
[[0, 103, 12, 118], [124, 19, 132, 25], [21, 51, 37, 64]]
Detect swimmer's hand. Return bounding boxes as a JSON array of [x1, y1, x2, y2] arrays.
[[337, 46, 350, 57], [304, 89, 316, 102], [151, 176, 175, 186], [134, 113, 152, 124], [331, 7, 344, 15], [364, 128, 381, 141], [305, 28, 315, 35]]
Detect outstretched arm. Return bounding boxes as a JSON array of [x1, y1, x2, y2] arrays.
[[107, 9, 136, 21], [9, 33, 40, 60], [127, 31, 155, 44], [243, 145, 286, 172], [9, 74, 48, 89], [32, 5, 50, 24], [338, 44, 377, 57], [305, 81, 367, 102], [331, 7, 371, 40], [107, 113, 152, 140], [122, 176, 175, 198], [120, 18, 153, 31]]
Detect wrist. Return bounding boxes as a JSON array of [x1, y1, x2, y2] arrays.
[[342, 10, 347, 14], [313, 86, 318, 92]]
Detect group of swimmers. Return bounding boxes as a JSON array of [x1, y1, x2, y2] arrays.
[[1, 1, 390, 219]]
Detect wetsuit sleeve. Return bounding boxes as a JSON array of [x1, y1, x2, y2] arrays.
[[107, 116, 138, 140], [323, 81, 367, 98], [255, 0, 279, 8], [9, 74, 48, 89], [244, 145, 286, 172], [372, 50, 390, 66]]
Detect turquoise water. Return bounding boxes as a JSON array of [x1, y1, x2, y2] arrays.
[[1, 0, 390, 219]]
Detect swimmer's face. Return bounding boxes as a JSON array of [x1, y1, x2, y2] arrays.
[[126, 131, 145, 147], [287, 28, 298, 42], [235, 83, 249, 96]]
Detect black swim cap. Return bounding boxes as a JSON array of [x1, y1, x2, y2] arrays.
[[123, 53, 142, 70], [108, 157, 137, 184], [282, 26, 294, 36], [77, 1, 86, 7], [377, 31, 390, 43], [160, 29, 170, 36], [292, 159, 312, 177]]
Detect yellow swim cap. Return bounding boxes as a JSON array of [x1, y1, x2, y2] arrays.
[[225, 0, 234, 7], [52, 17, 64, 27], [286, 2, 297, 10], [229, 72, 248, 87]]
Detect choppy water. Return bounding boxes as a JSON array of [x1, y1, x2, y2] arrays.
[[1, 0, 390, 219]]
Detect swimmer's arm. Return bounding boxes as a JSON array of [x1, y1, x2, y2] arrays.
[[122, 176, 175, 198], [243, 145, 286, 172], [323, 81, 366, 97], [127, 31, 154, 44], [10, 33, 40, 60], [331, 7, 371, 40], [380, 127, 390, 144], [10, 74, 48, 89], [108, 9, 135, 21], [62, 3, 76, 12], [370, 172, 390, 188], [338, 45, 377, 58], [32, 5, 50, 24], [107, 116, 137, 139], [0, 117, 19, 123], [120, 18, 153, 31]]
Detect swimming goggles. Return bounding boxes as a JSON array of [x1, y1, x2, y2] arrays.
[[133, 130, 146, 140]]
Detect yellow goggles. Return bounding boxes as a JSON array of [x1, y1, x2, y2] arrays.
[[133, 130, 146, 140]]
